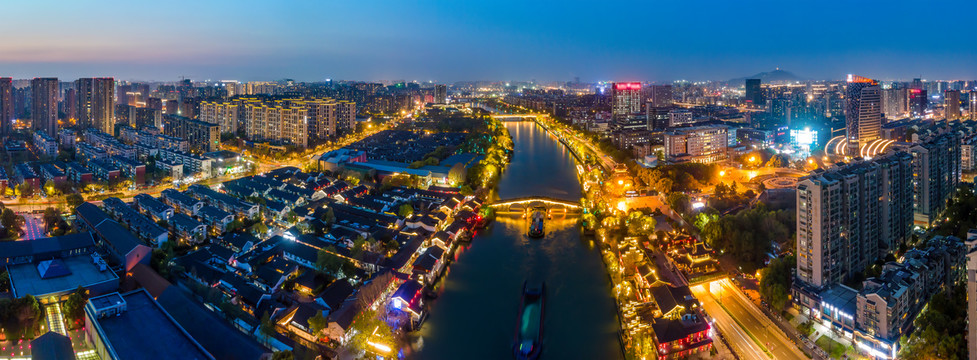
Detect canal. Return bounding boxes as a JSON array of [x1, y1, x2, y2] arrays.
[[413, 121, 622, 360]]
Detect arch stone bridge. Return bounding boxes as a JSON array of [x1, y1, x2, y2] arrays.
[[488, 196, 582, 215]]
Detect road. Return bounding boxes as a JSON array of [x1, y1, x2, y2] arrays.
[[692, 283, 769, 360], [693, 279, 807, 360]]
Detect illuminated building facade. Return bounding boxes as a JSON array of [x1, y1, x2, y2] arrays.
[[611, 82, 642, 117], [663, 125, 728, 164], [845, 75, 881, 156]]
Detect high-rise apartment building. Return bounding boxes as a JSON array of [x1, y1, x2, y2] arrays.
[[945, 90, 961, 120], [76, 77, 116, 134], [162, 115, 219, 152], [882, 87, 907, 120], [795, 151, 914, 288], [745, 79, 763, 107], [75, 78, 94, 127], [970, 91, 977, 120], [31, 77, 59, 136], [910, 132, 960, 225], [198, 101, 240, 134], [93, 78, 115, 135], [0, 77, 12, 136], [648, 84, 673, 108], [845, 75, 882, 156], [967, 238, 977, 360]]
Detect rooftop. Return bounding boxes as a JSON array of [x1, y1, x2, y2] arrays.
[[90, 290, 213, 360], [9, 254, 118, 298]]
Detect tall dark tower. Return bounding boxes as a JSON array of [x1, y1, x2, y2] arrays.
[[0, 77, 12, 136], [745, 78, 763, 107]]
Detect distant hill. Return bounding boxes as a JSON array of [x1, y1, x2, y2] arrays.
[[729, 69, 805, 84]]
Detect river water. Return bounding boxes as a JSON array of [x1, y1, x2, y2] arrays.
[[413, 121, 622, 360]]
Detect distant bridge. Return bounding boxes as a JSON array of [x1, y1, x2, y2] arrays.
[[489, 196, 582, 215], [491, 114, 540, 121]]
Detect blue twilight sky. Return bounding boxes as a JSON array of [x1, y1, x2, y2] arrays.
[[1, 0, 975, 83]]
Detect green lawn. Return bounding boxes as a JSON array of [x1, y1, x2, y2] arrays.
[[815, 335, 846, 358]]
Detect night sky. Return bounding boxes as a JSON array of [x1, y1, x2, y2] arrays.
[[2, 0, 975, 82]]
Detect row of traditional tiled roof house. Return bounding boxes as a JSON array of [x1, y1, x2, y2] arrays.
[[619, 237, 714, 359], [45, 165, 482, 358], [82, 166, 483, 357]]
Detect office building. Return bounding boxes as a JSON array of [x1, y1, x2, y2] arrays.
[[745, 79, 763, 107], [32, 77, 59, 136], [163, 115, 220, 152], [648, 84, 673, 108], [0, 77, 11, 136], [663, 125, 728, 164], [945, 90, 961, 120], [908, 88, 927, 118], [611, 82, 642, 117], [845, 75, 882, 156], [910, 132, 960, 225], [434, 84, 447, 104], [667, 109, 694, 127]]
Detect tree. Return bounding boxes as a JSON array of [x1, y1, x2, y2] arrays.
[[42, 207, 60, 232], [759, 255, 795, 312], [321, 206, 336, 225], [1, 208, 21, 239], [62, 286, 88, 329], [16, 183, 34, 198], [65, 193, 85, 209], [626, 211, 656, 237], [316, 246, 345, 275], [308, 311, 328, 337], [397, 203, 414, 218], [448, 162, 466, 185], [900, 284, 968, 360], [43, 180, 57, 197], [271, 351, 294, 360], [259, 311, 277, 338]]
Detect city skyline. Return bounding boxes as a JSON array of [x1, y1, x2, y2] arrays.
[[2, 0, 976, 82]]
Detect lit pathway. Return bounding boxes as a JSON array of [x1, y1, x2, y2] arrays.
[[45, 303, 67, 336]]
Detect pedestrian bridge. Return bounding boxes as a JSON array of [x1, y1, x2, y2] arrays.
[[489, 196, 582, 215]]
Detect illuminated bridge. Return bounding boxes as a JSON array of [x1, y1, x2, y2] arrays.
[[491, 114, 540, 121], [489, 196, 582, 215]]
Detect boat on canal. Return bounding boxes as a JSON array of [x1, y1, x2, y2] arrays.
[[527, 208, 545, 238], [514, 281, 545, 360]]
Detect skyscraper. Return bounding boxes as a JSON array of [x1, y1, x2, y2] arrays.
[[908, 88, 927, 118], [745, 78, 763, 107], [31, 77, 59, 136], [845, 75, 881, 156], [971, 91, 977, 121], [0, 77, 12, 136], [648, 84, 673, 108], [434, 84, 447, 104], [945, 90, 961, 120], [611, 82, 642, 117], [93, 78, 116, 135]]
